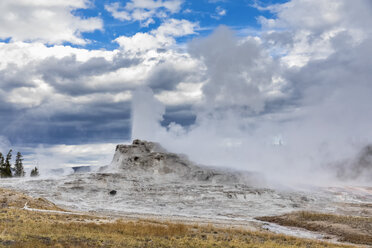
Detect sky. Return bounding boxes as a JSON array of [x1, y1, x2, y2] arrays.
[[0, 0, 371, 184]]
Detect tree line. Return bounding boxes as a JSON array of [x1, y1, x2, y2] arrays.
[[0, 150, 39, 178]]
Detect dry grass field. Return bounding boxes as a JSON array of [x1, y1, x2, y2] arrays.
[[257, 211, 372, 246], [0, 188, 355, 248]]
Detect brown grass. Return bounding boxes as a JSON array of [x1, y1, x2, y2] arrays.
[[0, 188, 63, 211], [0, 208, 353, 248], [0, 188, 353, 247], [257, 211, 372, 246]]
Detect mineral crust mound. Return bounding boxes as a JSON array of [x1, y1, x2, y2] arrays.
[[109, 139, 260, 184], [1, 140, 371, 225]]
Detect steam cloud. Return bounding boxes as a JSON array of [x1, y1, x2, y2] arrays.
[[132, 0, 372, 187]]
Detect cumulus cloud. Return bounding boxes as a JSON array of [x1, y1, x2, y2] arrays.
[[259, 0, 372, 66], [0, 0, 102, 44], [146, 62, 193, 91], [0, 43, 140, 109], [0, 42, 134, 146], [130, 1, 372, 186], [0, 63, 36, 91], [0, 16, 201, 152], [1, 0, 371, 186], [259, 0, 372, 34], [37, 54, 140, 96], [115, 19, 197, 52], [105, 0, 183, 27], [0, 1, 197, 170]]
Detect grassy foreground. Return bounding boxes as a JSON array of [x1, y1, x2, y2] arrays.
[[257, 211, 372, 246], [0, 188, 352, 248], [0, 209, 353, 248]]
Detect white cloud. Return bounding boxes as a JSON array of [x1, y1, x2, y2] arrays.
[[0, 16, 202, 147], [2, 0, 371, 186], [0, 17, 200, 112], [156, 18, 197, 37], [0, 41, 128, 111], [0, 41, 116, 70], [115, 32, 167, 53], [259, 0, 342, 31], [155, 82, 203, 105], [216, 6, 227, 16], [6, 80, 53, 108], [259, 0, 372, 67], [125, 0, 182, 12], [105, 2, 132, 21], [128, 0, 372, 186], [0, 0, 102, 45], [210, 6, 227, 20], [105, 0, 183, 27], [115, 19, 197, 52]]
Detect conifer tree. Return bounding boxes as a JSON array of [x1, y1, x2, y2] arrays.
[[30, 167, 39, 177], [0, 152, 5, 178], [14, 152, 25, 177], [2, 149, 12, 178]]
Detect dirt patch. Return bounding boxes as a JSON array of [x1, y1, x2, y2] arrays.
[[257, 211, 372, 246], [0, 188, 63, 211]]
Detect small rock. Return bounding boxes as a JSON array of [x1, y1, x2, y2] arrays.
[[1, 240, 15, 246], [109, 190, 117, 196]]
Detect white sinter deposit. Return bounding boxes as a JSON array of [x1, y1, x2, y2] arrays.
[[108, 139, 264, 184], [0, 140, 371, 226]]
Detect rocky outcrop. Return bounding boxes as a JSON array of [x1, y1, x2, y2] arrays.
[[109, 139, 261, 184], [110, 139, 192, 175]]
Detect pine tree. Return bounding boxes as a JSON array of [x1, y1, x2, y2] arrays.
[[14, 152, 25, 177], [30, 167, 39, 177], [0, 152, 5, 178], [1, 149, 13, 178]]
